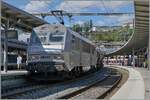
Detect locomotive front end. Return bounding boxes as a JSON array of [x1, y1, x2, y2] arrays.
[[27, 24, 67, 73]]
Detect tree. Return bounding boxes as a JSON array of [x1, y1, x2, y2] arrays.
[[72, 24, 82, 32]]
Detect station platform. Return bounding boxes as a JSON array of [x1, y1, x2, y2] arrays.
[[134, 67, 150, 100], [1, 70, 28, 77], [110, 65, 149, 100]]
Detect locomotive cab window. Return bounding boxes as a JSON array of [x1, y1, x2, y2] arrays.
[[49, 31, 64, 42]]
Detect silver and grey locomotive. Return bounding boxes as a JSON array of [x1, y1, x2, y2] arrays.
[[27, 24, 102, 77]]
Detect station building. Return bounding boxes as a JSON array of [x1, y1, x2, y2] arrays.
[[1, 1, 48, 71]]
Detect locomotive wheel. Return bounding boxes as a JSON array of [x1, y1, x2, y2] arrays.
[[79, 66, 83, 73], [69, 68, 76, 79], [29, 70, 35, 74]]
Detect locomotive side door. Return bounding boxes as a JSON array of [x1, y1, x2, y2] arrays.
[[90, 46, 92, 66], [79, 39, 82, 66]]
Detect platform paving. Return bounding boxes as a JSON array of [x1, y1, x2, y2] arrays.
[[134, 67, 150, 100], [110, 66, 145, 100], [1, 70, 28, 76]]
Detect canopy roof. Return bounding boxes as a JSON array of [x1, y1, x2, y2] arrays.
[[1, 1, 48, 32], [107, 0, 149, 56]]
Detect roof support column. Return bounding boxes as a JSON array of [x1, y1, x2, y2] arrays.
[[132, 48, 135, 67], [148, 36, 150, 70], [123, 55, 125, 66], [115, 56, 118, 65], [3, 20, 10, 72], [106, 57, 109, 65]]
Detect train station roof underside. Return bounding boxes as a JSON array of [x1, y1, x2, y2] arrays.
[[1, 38, 27, 50], [1, 1, 48, 32], [107, 0, 149, 56]]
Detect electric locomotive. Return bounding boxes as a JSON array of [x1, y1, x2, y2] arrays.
[[27, 24, 102, 78]]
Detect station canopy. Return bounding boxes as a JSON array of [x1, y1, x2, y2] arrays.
[[107, 0, 149, 56], [1, 1, 48, 32]]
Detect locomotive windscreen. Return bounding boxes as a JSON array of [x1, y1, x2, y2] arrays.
[[49, 31, 64, 42], [35, 31, 64, 44], [31, 24, 66, 44]]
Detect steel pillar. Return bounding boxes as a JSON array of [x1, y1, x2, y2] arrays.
[[148, 46, 150, 70], [148, 29, 150, 70], [128, 55, 132, 66], [116, 56, 118, 65], [137, 54, 140, 67], [3, 20, 9, 72], [123, 55, 125, 66], [107, 57, 109, 64], [132, 48, 135, 67]]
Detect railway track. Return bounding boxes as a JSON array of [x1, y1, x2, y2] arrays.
[[58, 68, 123, 99], [1, 67, 128, 99], [2, 79, 37, 94], [1, 77, 43, 98], [47, 67, 128, 99]]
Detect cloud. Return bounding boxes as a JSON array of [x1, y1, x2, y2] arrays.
[[94, 15, 134, 26], [95, 20, 105, 26], [107, 15, 134, 25], [24, 0, 52, 13], [74, 20, 84, 25], [56, 1, 133, 12], [117, 15, 134, 23]]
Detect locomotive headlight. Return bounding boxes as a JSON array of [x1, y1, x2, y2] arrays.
[[53, 55, 63, 60], [29, 55, 40, 60]]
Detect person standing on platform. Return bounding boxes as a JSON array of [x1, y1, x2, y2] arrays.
[[17, 54, 22, 70]]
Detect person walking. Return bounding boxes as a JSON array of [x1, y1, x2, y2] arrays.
[[17, 54, 22, 70]]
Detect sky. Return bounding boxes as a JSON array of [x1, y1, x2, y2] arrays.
[[3, 0, 135, 27]]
